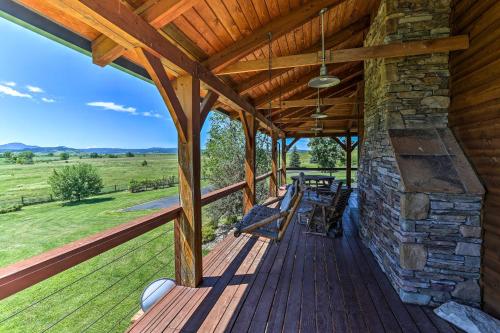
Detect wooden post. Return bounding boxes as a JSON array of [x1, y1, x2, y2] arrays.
[[138, 49, 202, 287], [174, 75, 202, 287], [270, 131, 278, 197], [240, 112, 256, 214], [281, 137, 287, 186], [346, 131, 352, 188]]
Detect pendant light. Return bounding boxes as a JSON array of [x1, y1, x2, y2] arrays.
[[308, 8, 340, 89], [310, 118, 323, 132], [311, 88, 328, 119]]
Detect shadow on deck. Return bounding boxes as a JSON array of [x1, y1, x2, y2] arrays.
[[128, 196, 460, 333]]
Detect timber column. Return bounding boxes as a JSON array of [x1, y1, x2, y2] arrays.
[[138, 50, 203, 287], [270, 131, 278, 197], [241, 112, 256, 214], [174, 76, 202, 287], [281, 137, 287, 185], [346, 131, 352, 187]]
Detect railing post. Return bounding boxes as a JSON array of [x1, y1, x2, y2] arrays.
[[240, 111, 256, 214], [281, 137, 287, 186], [270, 131, 278, 197], [346, 131, 352, 187]]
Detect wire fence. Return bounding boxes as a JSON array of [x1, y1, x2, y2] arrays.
[[0, 225, 176, 333]]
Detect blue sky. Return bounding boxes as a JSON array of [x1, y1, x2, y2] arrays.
[[0, 17, 309, 150]]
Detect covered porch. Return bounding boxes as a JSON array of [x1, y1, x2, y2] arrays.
[[0, 0, 498, 332], [128, 196, 460, 332]]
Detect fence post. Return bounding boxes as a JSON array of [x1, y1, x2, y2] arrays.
[[21, 196, 24, 205], [115, 184, 117, 192]]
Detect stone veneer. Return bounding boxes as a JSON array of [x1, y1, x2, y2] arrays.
[[358, 0, 485, 306]]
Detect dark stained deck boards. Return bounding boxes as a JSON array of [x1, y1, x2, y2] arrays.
[[128, 198, 459, 333]]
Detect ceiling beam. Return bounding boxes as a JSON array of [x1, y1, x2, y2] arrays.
[[256, 97, 357, 109], [219, 35, 469, 75], [47, 0, 280, 134], [235, 17, 369, 95], [200, 91, 218, 126], [91, 0, 198, 66], [203, 0, 348, 73]]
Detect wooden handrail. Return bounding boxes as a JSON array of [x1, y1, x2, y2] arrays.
[[0, 172, 272, 300], [0, 206, 181, 300], [286, 167, 358, 171], [256, 171, 272, 182]]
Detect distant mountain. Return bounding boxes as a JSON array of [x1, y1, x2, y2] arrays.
[[0, 143, 177, 154]]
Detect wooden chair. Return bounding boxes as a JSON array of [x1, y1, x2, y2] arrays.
[[304, 182, 352, 237], [234, 175, 304, 242]]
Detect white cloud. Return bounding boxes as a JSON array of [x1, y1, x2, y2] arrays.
[[26, 85, 44, 93], [86, 101, 137, 114], [3, 81, 16, 87], [0, 84, 32, 98], [153, 113, 162, 118], [41, 97, 55, 103], [142, 111, 163, 119], [142, 111, 152, 117]]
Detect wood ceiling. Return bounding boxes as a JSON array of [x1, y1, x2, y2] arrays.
[[13, 0, 380, 137]]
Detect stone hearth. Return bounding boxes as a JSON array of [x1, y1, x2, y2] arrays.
[[358, 0, 484, 307]]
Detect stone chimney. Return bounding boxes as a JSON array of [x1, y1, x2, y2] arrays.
[[358, 0, 484, 306]]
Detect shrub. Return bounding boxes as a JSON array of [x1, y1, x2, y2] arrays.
[[128, 176, 177, 193], [106, 154, 117, 158], [202, 222, 217, 244], [60, 152, 70, 160], [125, 152, 135, 157], [2, 152, 12, 159], [89, 152, 100, 158], [14, 151, 34, 164], [141, 160, 148, 167], [0, 204, 22, 214], [49, 163, 103, 201]]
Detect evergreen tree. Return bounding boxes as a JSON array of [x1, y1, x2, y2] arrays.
[[289, 146, 301, 168]]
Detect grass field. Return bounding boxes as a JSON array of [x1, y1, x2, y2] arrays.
[[0, 154, 179, 203], [0, 149, 359, 332]]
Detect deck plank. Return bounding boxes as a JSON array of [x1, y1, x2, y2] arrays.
[[128, 196, 461, 333]]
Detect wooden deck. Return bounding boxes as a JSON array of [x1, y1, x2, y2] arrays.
[[128, 199, 460, 333]]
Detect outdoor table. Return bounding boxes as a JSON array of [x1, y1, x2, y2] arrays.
[[291, 174, 336, 191]]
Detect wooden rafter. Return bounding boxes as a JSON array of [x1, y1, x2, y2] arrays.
[[333, 137, 347, 151], [219, 35, 469, 75], [92, 0, 198, 66], [203, 0, 348, 73], [256, 97, 357, 109], [235, 17, 369, 95]]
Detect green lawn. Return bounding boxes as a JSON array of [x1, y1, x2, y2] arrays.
[[0, 154, 179, 203]]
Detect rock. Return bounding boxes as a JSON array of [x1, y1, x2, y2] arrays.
[[421, 96, 450, 108], [401, 193, 429, 220], [459, 226, 481, 238], [434, 301, 500, 333], [452, 279, 480, 303], [399, 290, 431, 305], [400, 243, 427, 270], [455, 242, 481, 257]]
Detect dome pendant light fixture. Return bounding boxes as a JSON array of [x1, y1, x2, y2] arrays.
[[308, 8, 340, 89], [311, 88, 328, 119], [310, 117, 323, 132]]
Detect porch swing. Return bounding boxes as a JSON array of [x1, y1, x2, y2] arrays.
[[234, 33, 305, 242]]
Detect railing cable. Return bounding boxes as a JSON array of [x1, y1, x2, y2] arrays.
[[0, 229, 172, 325], [40, 245, 170, 332]]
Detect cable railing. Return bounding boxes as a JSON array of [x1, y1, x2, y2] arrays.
[[0, 172, 272, 333]]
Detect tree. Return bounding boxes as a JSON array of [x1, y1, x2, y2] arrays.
[[89, 152, 100, 158], [16, 151, 34, 164], [289, 146, 301, 168], [141, 160, 148, 167], [47, 152, 54, 157], [3, 151, 12, 159], [49, 163, 103, 202], [125, 152, 135, 157], [60, 152, 70, 160], [308, 137, 345, 169], [202, 112, 270, 222]]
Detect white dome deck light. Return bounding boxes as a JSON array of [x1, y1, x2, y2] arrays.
[[311, 88, 328, 119], [308, 8, 340, 89]]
